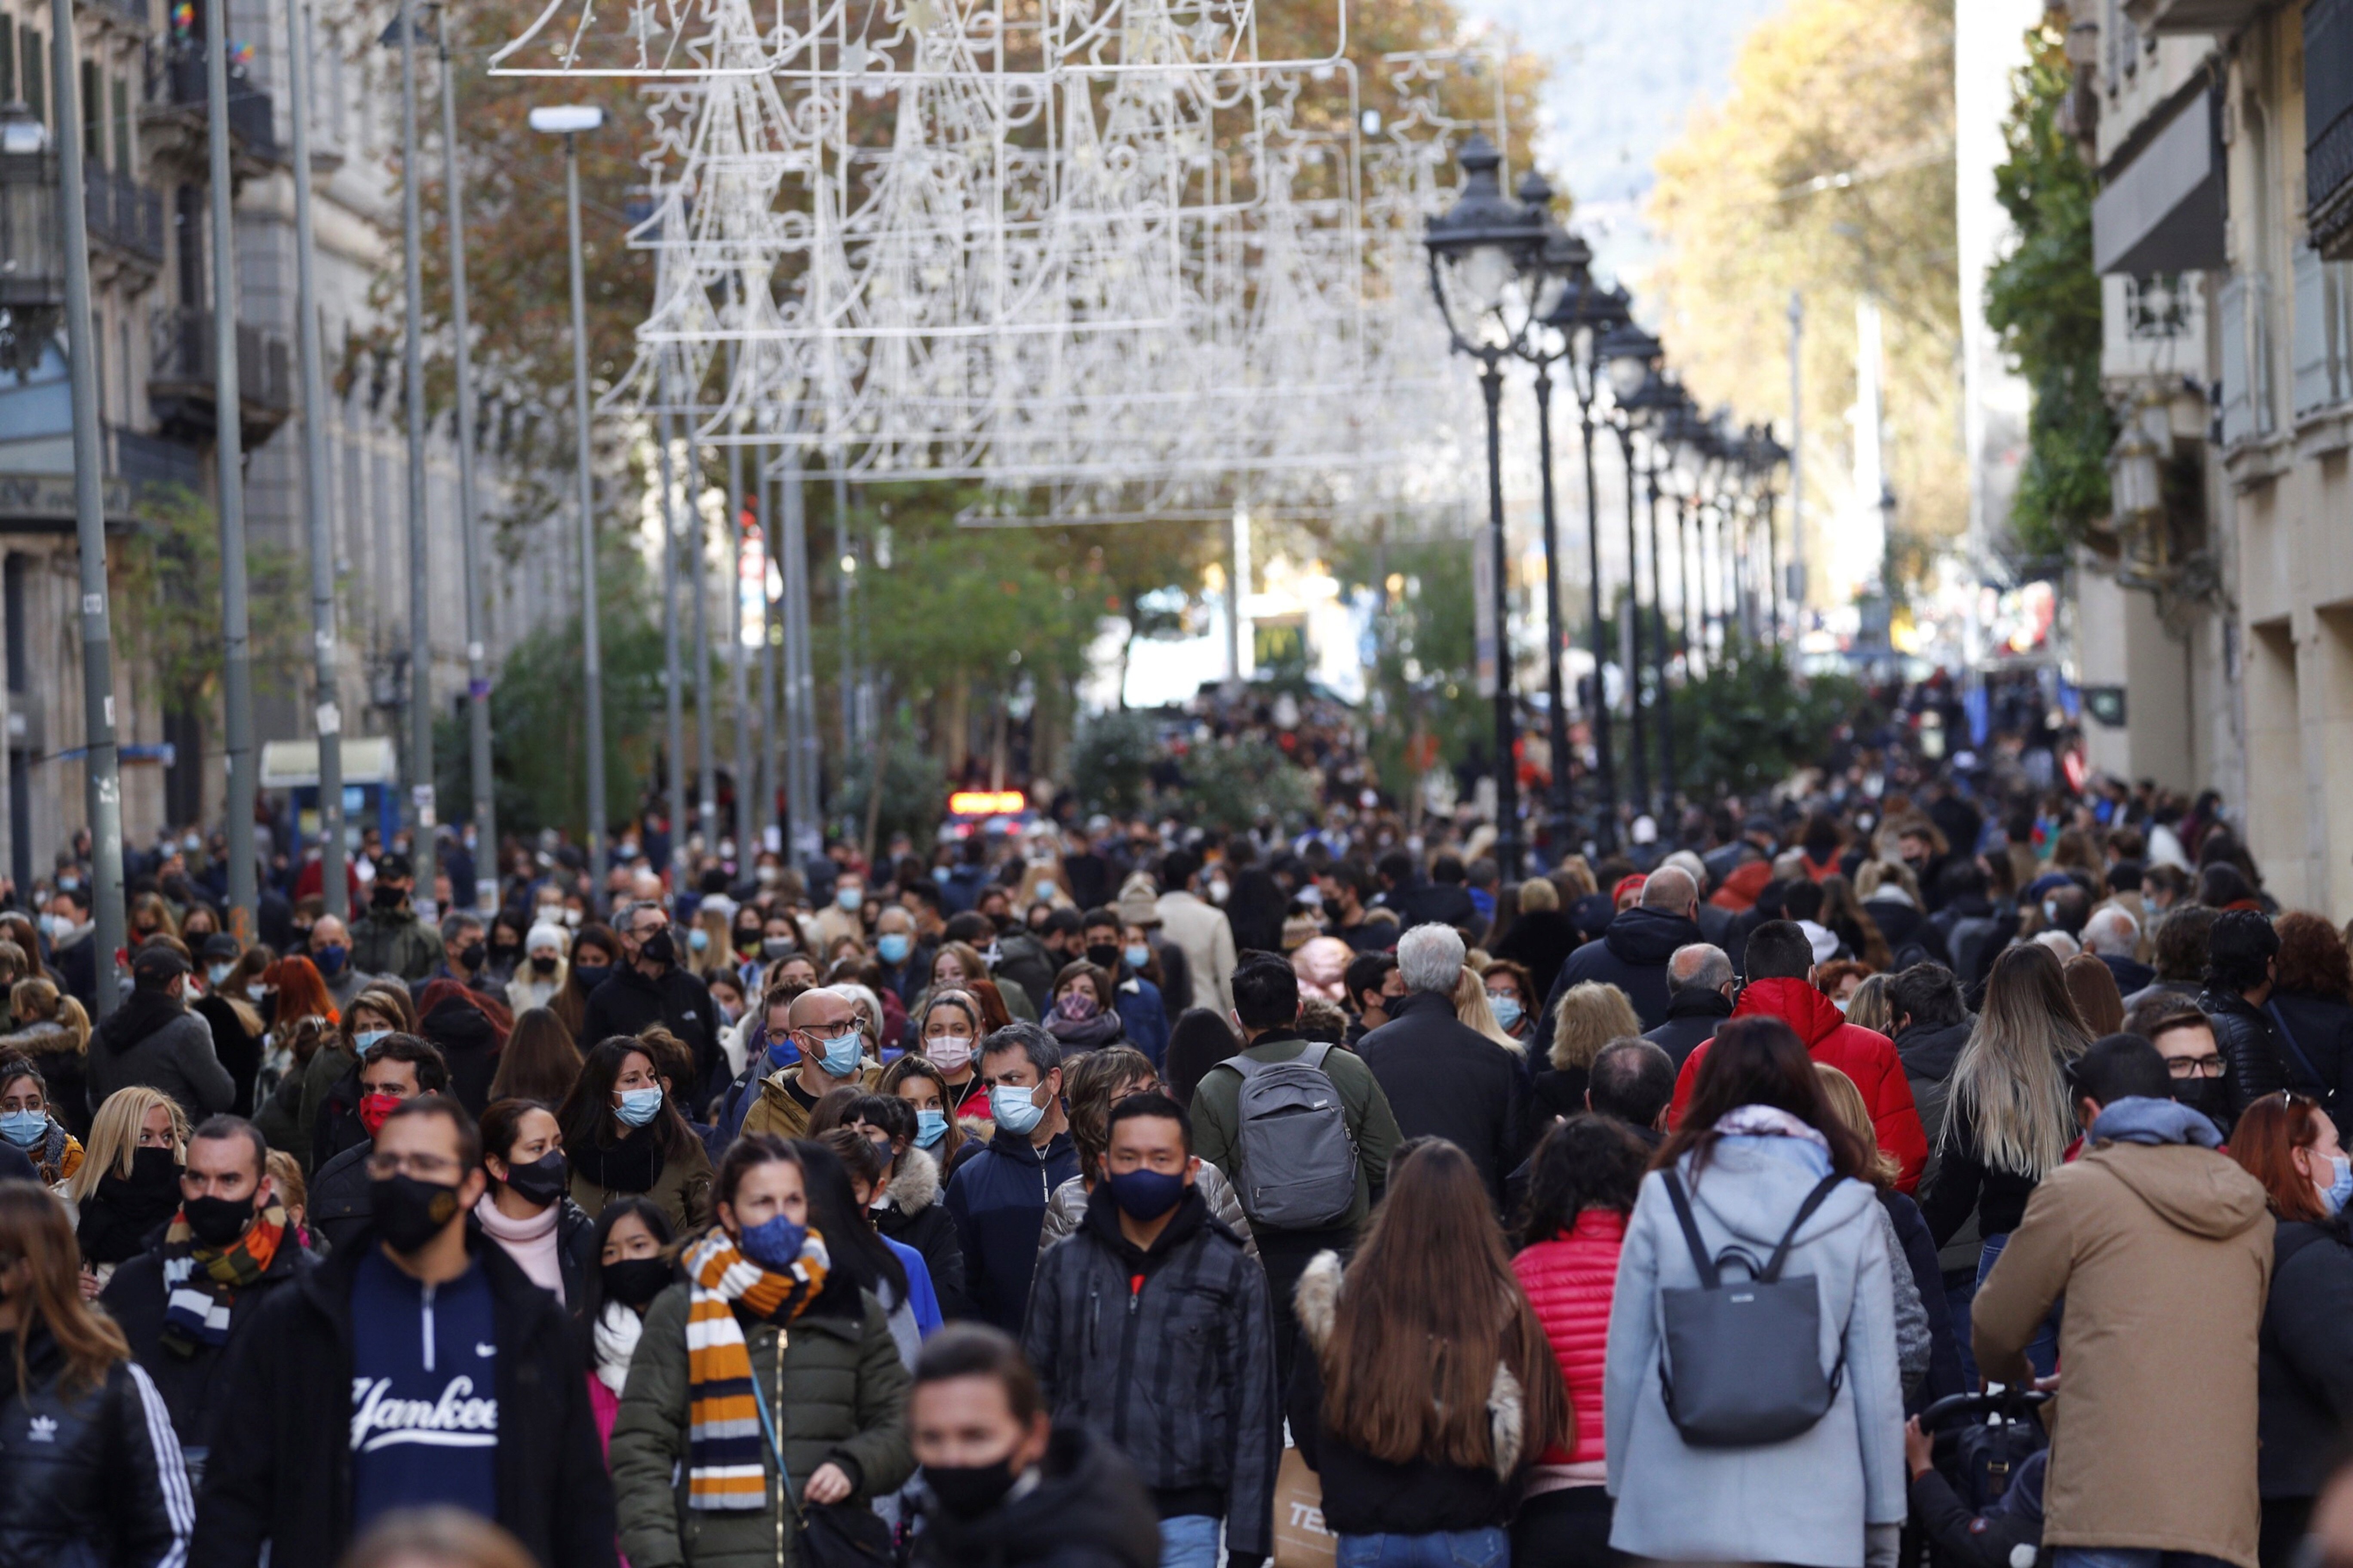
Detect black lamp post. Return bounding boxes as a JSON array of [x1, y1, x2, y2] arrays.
[[1745, 425, 1792, 648], [1597, 318, 1664, 819], [1654, 384, 1705, 682], [1425, 133, 1546, 879]]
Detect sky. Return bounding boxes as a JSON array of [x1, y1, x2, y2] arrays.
[[1449, 0, 1789, 285]]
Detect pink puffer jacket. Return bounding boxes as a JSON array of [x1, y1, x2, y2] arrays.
[[1512, 1208, 1625, 1466]]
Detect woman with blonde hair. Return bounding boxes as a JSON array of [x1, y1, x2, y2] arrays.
[[0, 977, 93, 1138], [1453, 964, 1518, 1050], [66, 1087, 188, 1292], [0, 1182, 192, 1564], [1538, 982, 1643, 1120]]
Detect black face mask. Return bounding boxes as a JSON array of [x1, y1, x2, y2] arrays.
[[925, 1456, 1022, 1519], [735, 930, 761, 954], [1084, 943, 1121, 972], [501, 1150, 570, 1207], [601, 1255, 673, 1308], [490, 941, 522, 962], [183, 1192, 256, 1249], [128, 1144, 181, 1191], [531, 953, 559, 976], [573, 964, 612, 991], [458, 941, 488, 972], [2173, 1075, 2232, 1122], [372, 884, 407, 911], [639, 930, 676, 967], [371, 1173, 465, 1254]]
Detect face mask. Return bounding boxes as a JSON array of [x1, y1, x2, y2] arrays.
[[314, 943, 348, 977], [491, 941, 522, 963], [1206, 877, 1229, 905], [991, 1082, 1046, 1136], [246, 982, 268, 1002], [640, 930, 677, 967], [817, 1031, 864, 1079], [1832, 997, 1851, 1015], [0, 1110, 44, 1149], [931, 865, 951, 885], [1488, 994, 1523, 1031], [2324, 1154, 2353, 1217], [1055, 991, 1099, 1022], [183, 1192, 256, 1249], [1032, 881, 1058, 904], [353, 1028, 390, 1055], [1106, 1165, 1188, 1222], [737, 1211, 811, 1272], [756, 865, 782, 887], [55, 877, 77, 894], [602, 1255, 672, 1308], [925, 1035, 974, 1074], [573, 964, 612, 991], [914, 1108, 948, 1148], [766, 1031, 802, 1070], [1124, 943, 1150, 970], [207, 961, 234, 986], [563, 908, 583, 928], [126, 1145, 180, 1191], [682, 927, 707, 955], [359, 1091, 403, 1138], [36, 912, 61, 940], [2172, 1075, 2230, 1122], [2042, 900, 2059, 924], [877, 933, 912, 964], [372, 1172, 464, 1254], [614, 1087, 664, 1128], [762, 938, 796, 961], [458, 941, 488, 971], [837, 887, 863, 912], [531, 953, 559, 975], [502, 1149, 570, 1207], [734, 930, 761, 955], [1085, 943, 1121, 971], [925, 1456, 1020, 1519], [372, 884, 406, 910]]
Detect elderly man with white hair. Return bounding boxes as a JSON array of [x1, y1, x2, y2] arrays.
[[2081, 904, 2153, 995], [1355, 923, 1531, 1212]]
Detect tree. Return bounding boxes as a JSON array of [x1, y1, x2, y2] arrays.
[[1666, 648, 1863, 796], [1984, 16, 2109, 560], [115, 486, 308, 719]]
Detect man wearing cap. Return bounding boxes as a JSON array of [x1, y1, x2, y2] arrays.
[[86, 944, 237, 1121], [350, 853, 445, 983]]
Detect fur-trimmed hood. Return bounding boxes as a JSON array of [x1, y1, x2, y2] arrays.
[[884, 1144, 941, 1212], [1292, 1249, 1526, 1478]]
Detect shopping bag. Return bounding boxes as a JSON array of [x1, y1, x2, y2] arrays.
[[1272, 1447, 1336, 1568]]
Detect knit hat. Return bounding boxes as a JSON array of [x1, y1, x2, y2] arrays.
[[1116, 871, 1161, 928], [525, 923, 568, 955]]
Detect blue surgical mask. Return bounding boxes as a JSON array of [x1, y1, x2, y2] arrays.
[[1488, 994, 1523, 1031], [932, 866, 951, 884], [737, 1212, 811, 1273], [0, 1110, 45, 1149], [914, 1108, 948, 1148], [207, 961, 234, 986], [688, 927, 710, 953], [353, 1028, 390, 1052], [991, 1082, 1046, 1136], [2325, 1154, 2353, 1217], [817, 1031, 864, 1079], [837, 887, 863, 912], [614, 1086, 664, 1128], [1124, 944, 1150, 970], [765, 1032, 801, 1071], [877, 933, 912, 964]]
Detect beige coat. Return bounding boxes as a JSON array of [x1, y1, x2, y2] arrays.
[[738, 1060, 883, 1140], [1974, 1139, 2274, 1568]]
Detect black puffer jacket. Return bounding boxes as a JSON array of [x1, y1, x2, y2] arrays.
[[581, 964, 722, 1104], [911, 1424, 1162, 1568], [308, 1141, 376, 1256], [1539, 906, 1705, 1035], [0, 1323, 192, 1568], [2200, 988, 2290, 1120], [870, 1147, 968, 1320], [2259, 1219, 2353, 1500]]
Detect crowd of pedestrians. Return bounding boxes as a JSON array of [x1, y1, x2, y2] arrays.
[[7, 688, 2353, 1568]]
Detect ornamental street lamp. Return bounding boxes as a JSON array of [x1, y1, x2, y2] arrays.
[[1538, 262, 1630, 853], [1425, 133, 1547, 879], [1598, 317, 1665, 818], [1743, 424, 1792, 647]]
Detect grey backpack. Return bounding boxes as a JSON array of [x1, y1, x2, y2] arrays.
[[1223, 1042, 1359, 1229]]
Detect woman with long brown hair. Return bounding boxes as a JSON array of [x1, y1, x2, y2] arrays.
[[1291, 1139, 1570, 1566], [488, 1006, 587, 1106], [0, 976, 93, 1139], [0, 1182, 192, 1562], [1603, 1015, 1905, 1566]]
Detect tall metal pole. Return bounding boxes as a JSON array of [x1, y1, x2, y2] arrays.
[[833, 465, 853, 756], [49, 3, 124, 1011], [562, 130, 607, 884], [204, 0, 255, 936], [1676, 492, 1700, 680], [1478, 361, 1520, 880], [1577, 399, 1616, 855], [1531, 369, 1570, 863], [782, 448, 821, 864], [1788, 292, 1804, 630], [1763, 484, 1782, 649], [1646, 454, 1675, 810], [690, 427, 716, 855], [397, 0, 434, 862], [440, 32, 493, 911], [757, 448, 779, 852], [1616, 423, 1649, 816], [658, 401, 687, 892], [288, 0, 345, 923], [725, 384, 752, 865]]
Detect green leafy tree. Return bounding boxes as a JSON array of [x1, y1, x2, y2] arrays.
[[1069, 709, 1161, 816], [1666, 649, 1862, 796], [1984, 17, 2110, 559], [1168, 736, 1318, 833], [1331, 532, 1493, 801], [115, 486, 309, 716], [827, 709, 950, 851]]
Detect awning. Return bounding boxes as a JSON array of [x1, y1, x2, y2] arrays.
[[2094, 83, 2226, 276]]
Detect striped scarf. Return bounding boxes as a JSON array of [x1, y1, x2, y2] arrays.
[[683, 1226, 829, 1511], [160, 1200, 286, 1356]]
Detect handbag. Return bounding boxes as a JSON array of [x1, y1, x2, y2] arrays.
[[751, 1377, 899, 1567], [1656, 1168, 1848, 1448]]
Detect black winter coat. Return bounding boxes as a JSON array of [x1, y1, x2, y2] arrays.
[[2268, 991, 2353, 1120], [188, 1226, 618, 1568], [1358, 992, 1530, 1212], [101, 1224, 307, 1450], [1020, 1186, 1278, 1557], [2200, 988, 2291, 1120], [1880, 1189, 1966, 1408], [945, 1128, 1082, 1332], [1539, 906, 1705, 1036], [2259, 1220, 2353, 1500], [912, 1425, 1161, 1568], [871, 1147, 968, 1320], [2098, 953, 2157, 997], [309, 1141, 376, 1255], [1643, 988, 1733, 1068], [581, 963, 723, 1104], [0, 1323, 192, 1568]]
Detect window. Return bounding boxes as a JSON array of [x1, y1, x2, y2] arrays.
[[20, 27, 43, 125], [2221, 272, 2277, 446], [111, 77, 129, 175], [2293, 241, 2353, 417], [0, 26, 17, 105], [80, 59, 100, 163], [3, 554, 26, 697]]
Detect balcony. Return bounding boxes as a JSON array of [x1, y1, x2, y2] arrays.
[[2313, 0, 2353, 259], [83, 166, 163, 263], [151, 49, 278, 169], [2120, 0, 2265, 35], [148, 306, 292, 445]]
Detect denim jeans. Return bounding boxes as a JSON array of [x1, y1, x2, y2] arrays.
[[1160, 1514, 1223, 1568], [1335, 1526, 1510, 1568], [1976, 1233, 2060, 1379], [2054, 1548, 2238, 1568]]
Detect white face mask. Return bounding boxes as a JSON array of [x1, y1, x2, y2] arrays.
[[924, 1034, 974, 1074]]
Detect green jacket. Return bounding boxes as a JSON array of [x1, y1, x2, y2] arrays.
[[610, 1280, 915, 1568], [1188, 1030, 1403, 1231], [350, 905, 444, 982]]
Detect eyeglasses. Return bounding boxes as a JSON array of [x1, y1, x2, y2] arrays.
[[2164, 1055, 2227, 1078], [366, 1151, 464, 1181]]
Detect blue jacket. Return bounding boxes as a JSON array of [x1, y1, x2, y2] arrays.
[[944, 1126, 1080, 1333], [1112, 973, 1169, 1070]]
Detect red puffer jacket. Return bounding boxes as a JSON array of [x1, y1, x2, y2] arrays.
[[1511, 1208, 1625, 1466]]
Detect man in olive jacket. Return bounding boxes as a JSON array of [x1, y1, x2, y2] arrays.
[[1974, 1071, 2274, 1568]]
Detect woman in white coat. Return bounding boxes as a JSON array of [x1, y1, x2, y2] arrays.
[[1605, 1013, 1908, 1568]]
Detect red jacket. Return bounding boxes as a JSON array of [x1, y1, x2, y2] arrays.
[[1668, 977, 1930, 1193], [1511, 1208, 1625, 1467]]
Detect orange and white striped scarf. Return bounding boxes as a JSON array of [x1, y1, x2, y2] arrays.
[[683, 1225, 830, 1510]]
